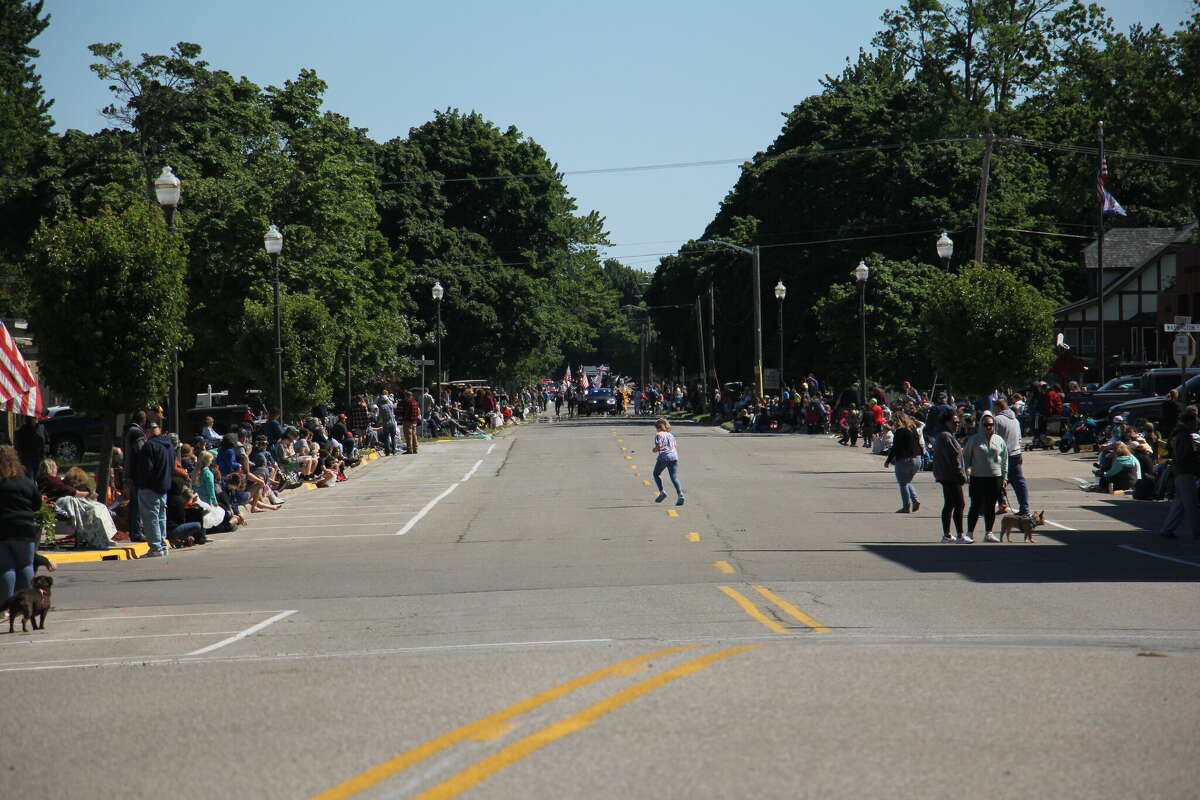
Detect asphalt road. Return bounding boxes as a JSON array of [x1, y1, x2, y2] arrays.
[[5, 416, 1198, 799]]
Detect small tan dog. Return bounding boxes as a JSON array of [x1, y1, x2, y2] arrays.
[[999, 510, 1046, 542]]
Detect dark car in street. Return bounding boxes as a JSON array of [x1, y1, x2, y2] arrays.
[[1069, 368, 1200, 419], [41, 408, 106, 462], [578, 388, 617, 416], [1107, 372, 1200, 428]]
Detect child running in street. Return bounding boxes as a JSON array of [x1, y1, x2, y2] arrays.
[[652, 418, 685, 506]]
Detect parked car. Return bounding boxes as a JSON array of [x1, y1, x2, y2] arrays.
[[578, 388, 617, 416], [41, 408, 106, 462], [1107, 372, 1200, 428], [1068, 367, 1200, 419], [182, 405, 261, 442]]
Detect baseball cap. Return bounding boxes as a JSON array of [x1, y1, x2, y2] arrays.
[[1112, 415, 1125, 423]]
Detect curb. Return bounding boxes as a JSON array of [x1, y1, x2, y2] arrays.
[[42, 542, 150, 564]]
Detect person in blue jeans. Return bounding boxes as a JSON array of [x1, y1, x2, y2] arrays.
[[0, 445, 42, 603], [135, 420, 175, 557], [652, 418, 685, 506], [884, 412, 923, 513]]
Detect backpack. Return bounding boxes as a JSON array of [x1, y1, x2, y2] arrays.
[[1132, 476, 1157, 500]]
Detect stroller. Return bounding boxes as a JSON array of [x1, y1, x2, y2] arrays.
[[1058, 415, 1100, 453]]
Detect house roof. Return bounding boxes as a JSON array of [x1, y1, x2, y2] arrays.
[[1083, 223, 1197, 269]]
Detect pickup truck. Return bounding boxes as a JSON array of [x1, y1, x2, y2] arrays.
[[1067, 368, 1200, 419], [1106, 372, 1200, 428]]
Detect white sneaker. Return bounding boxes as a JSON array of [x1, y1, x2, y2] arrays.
[[940, 534, 955, 543], [983, 533, 1000, 543], [959, 535, 974, 544]]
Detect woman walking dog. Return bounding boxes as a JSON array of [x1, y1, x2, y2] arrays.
[[651, 418, 685, 506]]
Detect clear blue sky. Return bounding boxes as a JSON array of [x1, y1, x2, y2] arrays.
[[35, 0, 1192, 271]]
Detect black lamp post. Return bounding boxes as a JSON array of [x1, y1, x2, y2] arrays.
[[854, 260, 869, 407], [774, 280, 786, 390], [263, 224, 284, 421], [154, 166, 182, 433], [432, 280, 444, 400]]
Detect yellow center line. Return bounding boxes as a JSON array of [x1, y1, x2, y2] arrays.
[[625, 455, 632, 460], [308, 644, 701, 799], [687, 532, 700, 542], [414, 645, 765, 800], [718, 586, 788, 634], [629, 465, 638, 469], [752, 585, 833, 633], [642, 480, 651, 486], [667, 509, 679, 517], [713, 560, 735, 574]]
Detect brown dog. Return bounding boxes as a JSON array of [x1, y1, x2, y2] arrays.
[[4, 575, 52, 632], [1000, 511, 1046, 542]]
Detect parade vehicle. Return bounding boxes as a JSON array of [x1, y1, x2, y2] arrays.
[[578, 388, 618, 416]]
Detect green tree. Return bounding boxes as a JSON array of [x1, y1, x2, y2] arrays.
[[812, 256, 941, 387], [25, 200, 189, 501], [922, 262, 1055, 393], [236, 291, 338, 413], [0, 0, 54, 314]]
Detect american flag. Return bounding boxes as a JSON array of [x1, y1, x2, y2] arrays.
[[0, 321, 40, 417], [1097, 146, 1128, 216]]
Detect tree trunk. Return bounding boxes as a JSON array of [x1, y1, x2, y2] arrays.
[[95, 413, 117, 507]]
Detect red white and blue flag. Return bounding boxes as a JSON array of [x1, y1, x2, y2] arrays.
[[0, 321, 40, 417], [1097, 145, 1127, 216]]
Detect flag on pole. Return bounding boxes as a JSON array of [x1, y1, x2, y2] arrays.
[[1097, 145, 1128, 216], [0, 321, 40, 417], [564, 365, 572, 384]]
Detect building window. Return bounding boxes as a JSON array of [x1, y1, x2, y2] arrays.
[[1080, 328, 1097, 354]]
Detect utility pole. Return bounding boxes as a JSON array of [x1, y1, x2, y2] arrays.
[[974, 131, 995, 263], [1097, 120, 1107, 384], [709, 285, 718, 390], [695, 296, 707, 411]]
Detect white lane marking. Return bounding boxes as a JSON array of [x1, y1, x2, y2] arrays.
[[240, 533, 401, 541], [0, 631, 242, 646], [185, 610, 298, 656], [462, 459, 483, 482], [0, 638, 615, 674], [55, 610, 290, 623], [238, 522, 397, 531], [1119, 544, 1200, 568], [487, 443, 497, 454], [395, 483, 459, 536], [1045, 519, 1077, 531]]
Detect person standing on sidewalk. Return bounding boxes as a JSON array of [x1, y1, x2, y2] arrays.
[[0, 445, 41, 603], [135, 420, 175, 557], [885, 412, 923, 514], [651, 418, 685, 506], [400, 390, 420, 455], [122, 410, 147, 541], [963, 411, 1008, 543], [993, 398, 1029, 517], [932, 410, 966, 542], [1159, 406, 1200, 539], [377, 394, 399, 456]]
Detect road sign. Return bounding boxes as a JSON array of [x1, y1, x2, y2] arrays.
[[1163, 323, 1200, 332], [1174, 333, 1196, 368], [413, 359, 435, 366]]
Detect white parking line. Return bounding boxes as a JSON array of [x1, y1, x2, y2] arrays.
[[487, 443, 497, 454], [1119, 544, 1200, 568], [241, 533, 400, 541], [186, 610, 298, 656], [239, 522, 397, 531], [462, 459, 483, 482], [0, 631, 243, 646], [56, 610, 290, 623], [1045, 519, 1077, 531], [395, 482, 459, 536]]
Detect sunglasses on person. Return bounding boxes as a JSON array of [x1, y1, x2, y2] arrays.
[[982, 421, 994, 427]]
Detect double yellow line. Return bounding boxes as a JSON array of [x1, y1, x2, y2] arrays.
[[311, 643, 763, 799], [719, 585, 832, 634]]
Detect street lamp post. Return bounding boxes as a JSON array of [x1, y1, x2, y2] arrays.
[[774, 280, 787, 390], [263, 224, 284, 421], [854, 261, 869, 407], [930, 233, 954, 400], [432, 281, 444, 400], [699, 239, 763, 399], [154, 167, 182, 434], [936, 231, 954, 270]]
